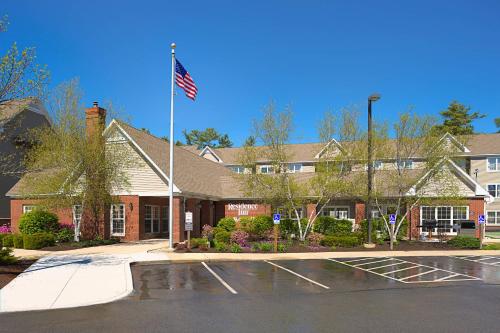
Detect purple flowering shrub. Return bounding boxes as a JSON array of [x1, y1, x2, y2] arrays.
[[0, 225, 11, 234], [230, 230, 249, 247], [306, 232, 324, 247], [201, 224, 214, 239]]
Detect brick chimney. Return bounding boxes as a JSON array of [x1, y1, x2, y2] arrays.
[[85, 102, 106, 138]]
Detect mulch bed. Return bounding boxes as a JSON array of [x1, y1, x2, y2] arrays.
[[0, 260, 36, 289], [174, 240, 459, 253]]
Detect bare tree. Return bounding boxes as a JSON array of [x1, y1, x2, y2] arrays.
[[20, 80, 132, 240], [238, 102, 365, 240]]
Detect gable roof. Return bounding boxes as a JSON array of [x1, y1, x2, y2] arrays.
[[113, 121, 234, 198], [0, 97, 50, 124]]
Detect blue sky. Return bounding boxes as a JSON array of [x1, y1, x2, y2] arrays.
[[2, 0, 499, 145]]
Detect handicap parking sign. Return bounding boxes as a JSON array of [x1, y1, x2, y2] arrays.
[[479, 214, 485, 224], [273, 213, 281, 225], [389, 214, 396, 224]]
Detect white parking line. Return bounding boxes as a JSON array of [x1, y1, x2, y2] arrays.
[[328, 257, 481, 284], [452, 255, 500, 267], [264, 260, 330, 289], [201, 262, 238, 294], [343, 257, 376, 263], [399, 269, 438, 281]]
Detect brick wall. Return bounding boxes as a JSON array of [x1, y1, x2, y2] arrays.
[[355, 202, 365, 224], [10, 199, 73, 233]]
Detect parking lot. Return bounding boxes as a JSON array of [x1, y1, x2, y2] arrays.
[[2, 255, 500, 333]]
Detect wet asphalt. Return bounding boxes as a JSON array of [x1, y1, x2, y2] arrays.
[[1, 256, 500, 333]]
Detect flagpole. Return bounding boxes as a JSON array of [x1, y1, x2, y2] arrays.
[[168, 42, 176, 250]]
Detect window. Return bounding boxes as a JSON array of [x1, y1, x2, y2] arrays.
[[230, 166, 245, 174], [276, 207, 303, 219], [487, 157, 500, 172], [420, 206, 468, 234], [145, 205, 160, 233], [366, 161, 383, 170], [288, 163, 303, 173], [487, 184, 500, 198], [161, 206, 169, 233], [322, 206, 350, 219], [260, 165, 274, 174], [111, 204, 125, 236], [22, 205, 38, 214], [487, 211, 500, 225], [397, 159, 413, 169]]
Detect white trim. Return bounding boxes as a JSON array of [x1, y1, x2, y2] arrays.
[[199, 146, 224, 163], [104, 120, 181, 194], [322, 206, 350, 219], [486, 183, 500, 199], [436, 133, 471, 153], [314, 138, 344, 159], [486, 210, 500, 225], [110, 203, 126, 237], [419, 205, 469, 236], [486, 156, 500, 173], [22, 205, 38, 214]]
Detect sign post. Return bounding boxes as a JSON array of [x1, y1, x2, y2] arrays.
[[389, 214, 396, 240], [273, 214, 281, 252], [185, 211, 193, 249], [478, 214, 485, 250]]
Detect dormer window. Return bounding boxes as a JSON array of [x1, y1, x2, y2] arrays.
[[397, 159, 413, 169], [230, 166, 245, 174], [288, 163, 302, 173], [260, 165, 274, 174]]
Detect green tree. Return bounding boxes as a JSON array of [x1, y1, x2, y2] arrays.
[[182, 128, 233, 148], [433, 101, 485, 135], [244, 135, 256, 147], [21, 80, 133, 240], [495, 118, 500, 133]]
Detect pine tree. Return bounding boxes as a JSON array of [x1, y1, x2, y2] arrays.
[[433, 101, 485, 135], [495, 118, 500, 133]]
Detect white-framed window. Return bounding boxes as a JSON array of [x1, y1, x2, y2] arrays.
[[230, 166, 245, 174], [487, 157, 500, 172], [366, 161, 383, 171], [145, 205, 160, 233], [110, 204, 125, 236], [420, 206, 468, 235], [322, 206, 350, 219], [161, 206, 169, 233], [22, 205, 38, 214], [260, 165, 274, 174], [487, 184, 500, 198], [486, 211, 500, 225], [397, 159, 413, 169], [288, 163, 303, 173]]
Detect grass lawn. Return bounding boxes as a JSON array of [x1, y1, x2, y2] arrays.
[[485, 232, 500, 239]]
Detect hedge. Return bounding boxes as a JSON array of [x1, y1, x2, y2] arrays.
[[216, 217, 236, 232], [19, 210, 59, 235], [2, 234, 14, 247], [23, 233, 55, 250], [12, 234, 24, 249], [313, 216, 353, 235], [321, 235, 361, 248], [447, 236, 480, 249], [359, 215, 408, 242]]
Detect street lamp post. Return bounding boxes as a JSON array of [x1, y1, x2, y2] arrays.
[[366, 93, 380, 246]]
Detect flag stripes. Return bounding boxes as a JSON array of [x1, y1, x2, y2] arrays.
[[175, 59, 198, 100]]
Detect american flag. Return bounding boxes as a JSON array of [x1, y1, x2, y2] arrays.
[[175, 59, 198, 100]]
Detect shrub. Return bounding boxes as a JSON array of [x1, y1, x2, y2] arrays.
[[277, 243, 287, 252], [19, 210, 59, 235], [23, 232, 56, 250], [230, 243, 243, 253], [214, 241, 228, 252], [251, 215, 274, 237], [230, 230, 249, 247], [0, 224, 11, 233], [12, 234, 24, 249], [306, 232, 324, 247], [447, 236, 480, 249], [56, 225, 75, 243], [280, 218, 308, 238], [314, 217, 353, 235], [72, 237, 120, 248], [190, 238, 208, 248], [321, 235, 360, 248], [0, 233, 7, 245], [483, 244, 500, 250], [360, 216, 408, 241], [214, 229, 231, 244], [216, 217, 236, 232], [259, 242, 273, 252], [201, 224, 214, 239], [3, 234, 14, 247], [0, 247, 17, 264]]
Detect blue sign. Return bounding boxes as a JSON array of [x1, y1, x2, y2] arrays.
[[273, 213, 281, 224], [389, 214, 396, 225], [479, 214, 485, 224]]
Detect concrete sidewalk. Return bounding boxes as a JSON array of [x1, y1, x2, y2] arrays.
[[1, 240, 169, 313]]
